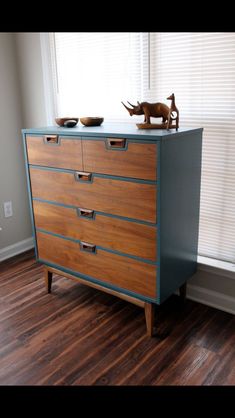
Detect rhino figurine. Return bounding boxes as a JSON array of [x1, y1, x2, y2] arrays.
[[122, 94, 179, 129]]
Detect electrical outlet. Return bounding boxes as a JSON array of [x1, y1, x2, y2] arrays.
[[3, 201, 13, 218]]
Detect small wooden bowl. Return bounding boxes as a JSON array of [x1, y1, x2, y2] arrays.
[[80, 117, 104, 127], [55, 117, 79, 127]]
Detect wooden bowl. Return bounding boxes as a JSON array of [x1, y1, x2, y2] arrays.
[[80, 117, 104, 127], [55, 117, 79, 127]]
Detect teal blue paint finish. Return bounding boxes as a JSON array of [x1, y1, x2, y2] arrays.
[[38, 258, 158, 304], [83, 137, 155, 145], [36, 228, 158, 265], [32, 197, 158, 227], [29, 164, 76, 174], [25, 133, 157, 145], [22, 133, 38, 258], [22, 124, 203, 141], [159, 130, 203, 303], [29, 164, 157, 185], [37, 228, 79, 243], [89, 209, 157, 226], [156, 142, 161, 304], [33, 197, 76, 209]]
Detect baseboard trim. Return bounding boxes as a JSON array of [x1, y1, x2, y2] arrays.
[[0, 237, 34, 262], [198, 256, 235, 280], [187, 283, 235, 316]]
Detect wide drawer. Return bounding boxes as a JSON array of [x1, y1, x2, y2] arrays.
[[33, 200, 157, 261], [30, 168, 157, 223], [37, 231, 157, 299], [82, 138, 157, 180], [26, 135, 83, 170]]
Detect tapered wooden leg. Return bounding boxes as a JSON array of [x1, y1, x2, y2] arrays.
[[179, 282, 187, 302], [145, 302, 155, 337], [44, 267, 53, 293]]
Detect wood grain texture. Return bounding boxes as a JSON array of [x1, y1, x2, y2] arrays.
[[44, 267, 52, 293], [145, 303, 155, 337], [83, 139, 157, 180], [29, 167, 157, 223], [26, 135, 83, 170], [0, 251, 235, 386], [37, 231, 157, 299], [0, 250, 234, 386], [43, 266, 145, 308], [33, 200, 157, 261]]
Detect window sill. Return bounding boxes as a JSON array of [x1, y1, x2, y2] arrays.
[[197, 256, 235, 280]]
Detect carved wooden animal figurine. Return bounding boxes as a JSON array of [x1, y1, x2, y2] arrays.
[[122, 100, 170, 124], [166, 93, 179, 130], [122, 93, 180, 130]]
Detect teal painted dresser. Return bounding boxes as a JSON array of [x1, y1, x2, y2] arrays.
[[22, 124, 203, 336]]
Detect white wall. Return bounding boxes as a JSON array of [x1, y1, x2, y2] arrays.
[[14, 32, 47, 128], [0, 33, 32, 250], [0, 32, 48, 256]]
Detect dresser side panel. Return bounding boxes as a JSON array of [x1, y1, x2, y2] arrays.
[[160, 131, 202, 303]]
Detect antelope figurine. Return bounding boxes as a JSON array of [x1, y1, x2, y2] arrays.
[[166, 93, 179, 130]]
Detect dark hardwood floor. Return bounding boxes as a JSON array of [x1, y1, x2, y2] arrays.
[[0, 250, 234, 385]]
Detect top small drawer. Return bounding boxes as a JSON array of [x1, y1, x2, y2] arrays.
[[83, 138, 157, 181], [26, 135, 83, 171]]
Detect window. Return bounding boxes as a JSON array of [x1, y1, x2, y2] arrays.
[[146, 33, 235, 264], [50, 32, 142, 121], [43, 32, 235, 265]]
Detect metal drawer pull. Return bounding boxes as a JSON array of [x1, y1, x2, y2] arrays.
[[77, 208, 94, 218], [80, 241, 96, 253], [106, 138, 126, 149], [74, 171, 92, 182], [43, 135, 59, 145]]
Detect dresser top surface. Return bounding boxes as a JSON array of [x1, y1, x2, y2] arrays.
[[22, 123, 203, 141]]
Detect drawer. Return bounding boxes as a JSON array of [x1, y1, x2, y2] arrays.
[[30, 168, 157, 223], [26, 135, 83, 170], [37, 231, 157, 299], [83, 138, 157, 180], [33, 200, 157, 261]]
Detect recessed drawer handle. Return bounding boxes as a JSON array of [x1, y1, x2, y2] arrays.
[[43, 135, 59, 145], [80, 241, 96, 253], [106, 138, 126, 149], [74, 171, 92, 182], [77, 208, 94, 219]]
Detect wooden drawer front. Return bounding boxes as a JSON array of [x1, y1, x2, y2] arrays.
[[37, 231, 157, 299], [26, 135, 83, 170], [83, 139, 157, 180], [33, 200, 157, 261], [30, 168, 157, 223]]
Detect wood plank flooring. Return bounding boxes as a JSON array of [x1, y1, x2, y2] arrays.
[[0, 250, 234, 385]]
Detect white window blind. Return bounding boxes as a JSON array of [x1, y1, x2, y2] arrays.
[[52, 32, 142, 121], [145, 32, 235, 264], [48, 32, 235, 264]]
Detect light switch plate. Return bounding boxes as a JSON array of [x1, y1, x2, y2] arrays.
[[4, 201, 13, 218]]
